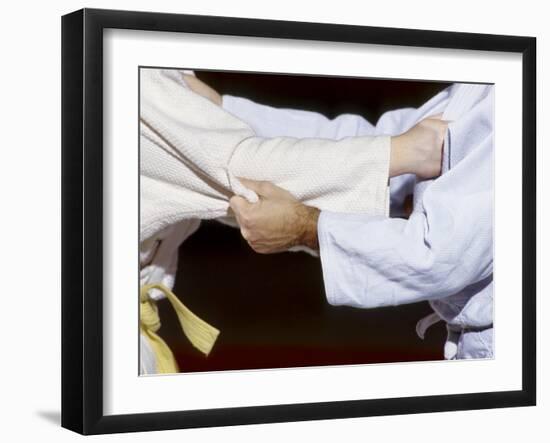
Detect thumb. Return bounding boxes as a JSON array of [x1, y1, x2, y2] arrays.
[[238, 178, 276, 198], [229, 195, 252, 217]]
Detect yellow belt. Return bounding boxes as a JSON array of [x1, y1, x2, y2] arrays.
[[140, 283, 220, 374]]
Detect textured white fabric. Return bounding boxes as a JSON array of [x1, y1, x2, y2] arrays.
[[139, 219, 200, 374], [139, 331, 157, 375], [140, 68, 391, 242], [224, 84, 494, 359], [139, 69, 391, 374], [223, 94, 380, 140], [140, 219, 201, 301], [224, 90, 449, 216], [318, 84, 494, 358]]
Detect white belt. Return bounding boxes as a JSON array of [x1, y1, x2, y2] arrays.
[[416, 312, 461, 359], [416, 311, 492, 360]]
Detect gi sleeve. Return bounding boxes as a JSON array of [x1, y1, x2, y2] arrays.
[[223, 95, 376, 139], [318, 136, 493, 309], [222, 94, 440, 216], [140, 68, 391, 241]]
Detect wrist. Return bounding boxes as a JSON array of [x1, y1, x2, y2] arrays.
[[295, 204, 320, 250], [389, 135, 413, 177]]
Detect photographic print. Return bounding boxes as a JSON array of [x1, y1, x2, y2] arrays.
[[62, 9, 535, 433], [139, 68, 494, 375]]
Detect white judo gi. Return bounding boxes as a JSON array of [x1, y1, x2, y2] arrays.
[[223, 83, 494, 360], [139, 68, 393, 373]]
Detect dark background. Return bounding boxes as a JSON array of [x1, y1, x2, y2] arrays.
[[157, 71, 451, 373]]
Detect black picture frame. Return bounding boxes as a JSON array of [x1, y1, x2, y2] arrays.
[[61, 8, 536, 435]]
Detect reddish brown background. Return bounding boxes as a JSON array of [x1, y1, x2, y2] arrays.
[[155, 71, 451, 373]]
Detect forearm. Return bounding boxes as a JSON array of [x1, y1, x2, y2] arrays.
[[318, 208, 492, 308], [390, 135, 416, 177], [297, 205, 321, 251], [318, 141, 493, 308], [224, 95, 438, 179], [221, 90, 450, 216]]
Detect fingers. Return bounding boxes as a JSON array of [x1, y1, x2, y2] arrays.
[[238, 178, 279, 198], [238, 178, 272, 197], [229, 195, 252, 219], [229, 196, 256, 243]]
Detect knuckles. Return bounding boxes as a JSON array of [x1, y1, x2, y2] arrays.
[[256, 181, 268, 193], [240, 228, 266, 253], [239, 212, 255, 229], [240, 227, 258, 243]]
